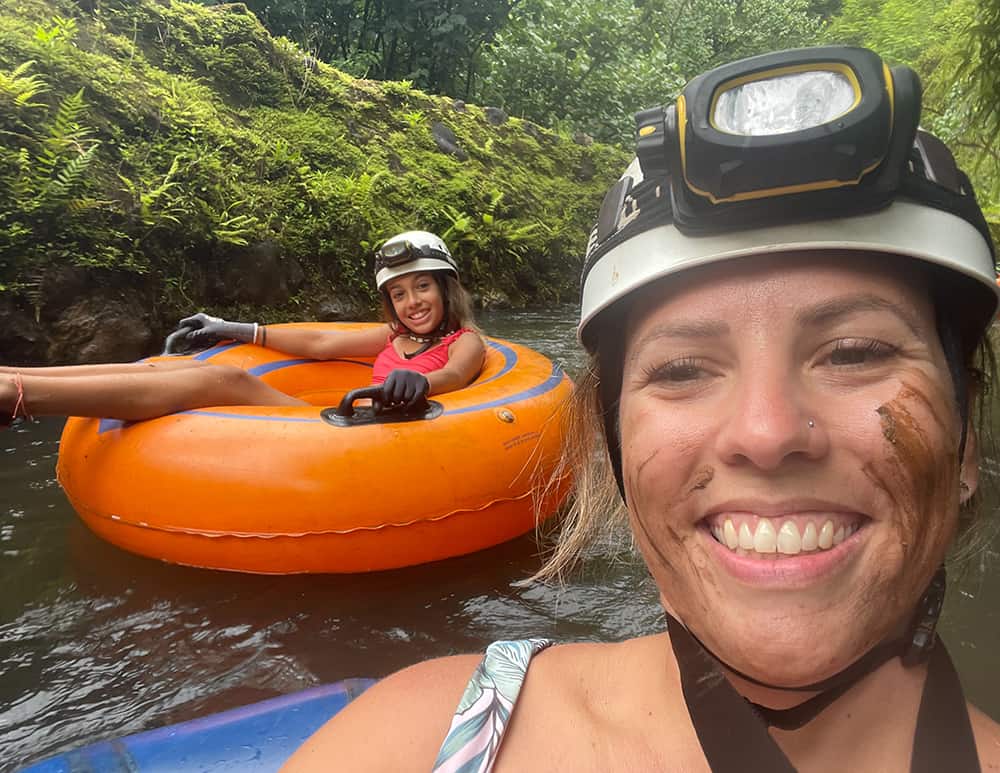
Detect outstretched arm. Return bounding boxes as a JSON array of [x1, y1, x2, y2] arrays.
[[262, 324, 390, 360], [426, 332, 486, 396], [180, 313, 390, 360]]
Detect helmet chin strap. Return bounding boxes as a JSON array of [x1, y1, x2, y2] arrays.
[[667, 567, 979, 772], [670, 568, 946, 731]]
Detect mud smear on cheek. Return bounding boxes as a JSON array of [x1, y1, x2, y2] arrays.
[[629, 465, 718, 615], [685, 467, 714, 499], [862, 381, 958, 602]]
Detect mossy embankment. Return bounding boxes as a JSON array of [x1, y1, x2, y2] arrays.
[[0, 0, 627, 363]]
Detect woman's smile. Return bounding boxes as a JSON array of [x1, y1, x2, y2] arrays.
[[704, 503, 865, 555], [701, 509, 870, 588]]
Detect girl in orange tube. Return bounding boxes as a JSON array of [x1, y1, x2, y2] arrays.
[[1, 231, 485, 423]]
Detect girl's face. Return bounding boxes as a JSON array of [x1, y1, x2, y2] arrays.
[[386, 272, 445, 335], [618, 253, 977, 686]]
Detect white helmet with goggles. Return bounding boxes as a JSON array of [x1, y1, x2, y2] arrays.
[[375, 230, 459, 290], [579, 45, 999, 352]]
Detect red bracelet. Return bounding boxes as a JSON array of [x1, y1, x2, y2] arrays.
[[12, 372, 32, 421]]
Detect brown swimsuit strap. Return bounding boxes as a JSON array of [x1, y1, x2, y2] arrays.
[[667, 615, 980, 772]]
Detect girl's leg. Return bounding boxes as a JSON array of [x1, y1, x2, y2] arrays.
[[0, 359, 208, 377], [2, 364, 306, 422]]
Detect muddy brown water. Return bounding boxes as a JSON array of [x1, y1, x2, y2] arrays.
[[2, 308, 998, 769]]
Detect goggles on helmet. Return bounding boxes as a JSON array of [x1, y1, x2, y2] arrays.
[[581, 45, 998, 351], [375, 237, 452, 273]]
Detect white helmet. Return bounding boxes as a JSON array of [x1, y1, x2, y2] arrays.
[[375, 230, 459, 291], [579, 46, 998, 351]]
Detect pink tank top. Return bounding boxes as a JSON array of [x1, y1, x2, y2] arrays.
[[370, 328, 474, 384]]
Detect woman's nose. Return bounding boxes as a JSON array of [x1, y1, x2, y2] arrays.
[[713, 368, 828, 470]]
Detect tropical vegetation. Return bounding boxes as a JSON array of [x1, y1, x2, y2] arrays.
[[1, 0, 997, 362]]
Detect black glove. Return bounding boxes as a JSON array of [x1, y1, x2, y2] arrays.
[[381, 369, 430, 409], [179, 312, 257, 344]]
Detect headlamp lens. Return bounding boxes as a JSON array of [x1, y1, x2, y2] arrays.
[[713, 70, 858, 136], [381, 241, 411, 261], [376, 239, 417, 272]]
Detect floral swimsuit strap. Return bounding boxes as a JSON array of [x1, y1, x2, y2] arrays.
[[432, 638, 553, 773]]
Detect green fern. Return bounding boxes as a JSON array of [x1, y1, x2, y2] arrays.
[[11, 148, 32, 202], [35, 89, 90, 184], [41, 144, 97, 206], [213, 200, 257, 246], [0, 61, 48, 109]]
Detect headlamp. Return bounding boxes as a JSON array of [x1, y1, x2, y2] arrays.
[[375, 239, 417, 271], [631, 46, 920, 232], [582, 45, 997, 352]]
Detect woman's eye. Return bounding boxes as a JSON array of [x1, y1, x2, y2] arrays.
[[827, 338, 897, 366], [643, 357, 707, 384]]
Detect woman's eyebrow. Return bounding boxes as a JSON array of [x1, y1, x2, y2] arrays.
[[628, 319, 730, 361], [795, 294, 924, 336]]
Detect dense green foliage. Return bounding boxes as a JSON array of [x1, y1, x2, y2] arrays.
[[969, 0, 1000, 141], [224, 0, 515, 100], [0, 0, 625, 326], [824, 0, 1000, 238], [475, 0, 826, 142], [202, 0, 833, 143], [199, 0, 999, 222]]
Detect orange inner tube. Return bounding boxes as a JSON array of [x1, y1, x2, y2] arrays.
[[57, 323, 574, 573]]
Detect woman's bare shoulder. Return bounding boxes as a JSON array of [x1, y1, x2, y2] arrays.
[[279, 637, 670, 772], [969, 703, 1000, 770], [279, 653, 482, 772]]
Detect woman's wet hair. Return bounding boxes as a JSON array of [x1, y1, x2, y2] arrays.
[[379, 272, 480, 338], [926, 263, 999, 562], [532, 256, 998, 583]]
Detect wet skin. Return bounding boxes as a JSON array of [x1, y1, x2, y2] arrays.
[[385, 272, 445, 337], [618, 253, 978, 688]]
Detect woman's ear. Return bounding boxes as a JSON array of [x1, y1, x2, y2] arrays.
[[959, 398, 980, 505]]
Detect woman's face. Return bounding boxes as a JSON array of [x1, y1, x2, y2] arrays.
[[386, 272, 445, 335], [618, 253, 977, 686]]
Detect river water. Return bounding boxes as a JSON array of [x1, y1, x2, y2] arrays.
[[2, 307, 999, 769]]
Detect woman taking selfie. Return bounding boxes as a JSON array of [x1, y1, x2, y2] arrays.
[[285, 46, 1000, 771]]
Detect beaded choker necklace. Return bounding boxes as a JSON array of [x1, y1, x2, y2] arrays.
[[406, 333, 434, 343]]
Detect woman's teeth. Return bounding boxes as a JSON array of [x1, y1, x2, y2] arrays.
[[710, 518, 859, 556]]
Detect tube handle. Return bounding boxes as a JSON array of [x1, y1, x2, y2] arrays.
[[334, 386, 385, 417], [161, 325, 196, 356]]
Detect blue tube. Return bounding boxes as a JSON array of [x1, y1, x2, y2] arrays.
[[20, 678, 376, 772]]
